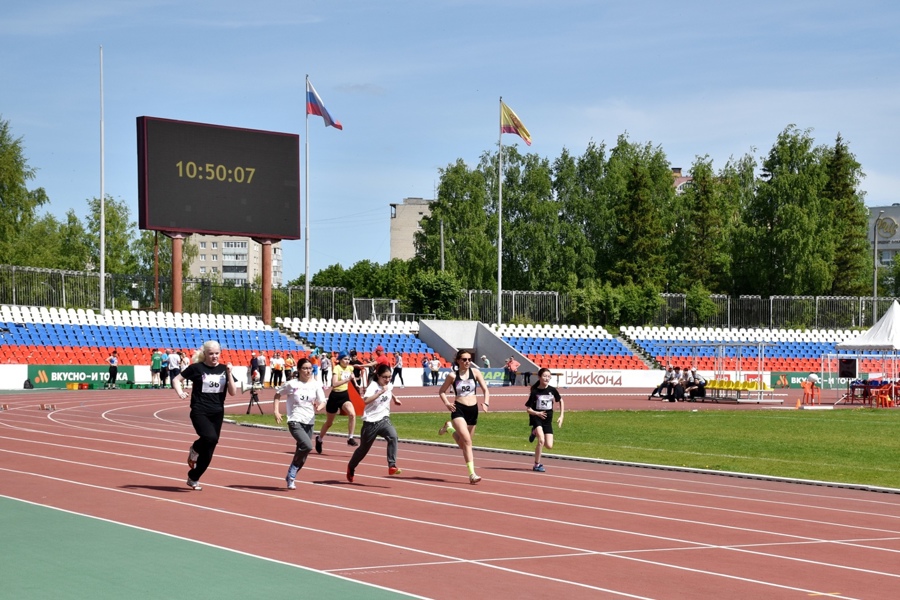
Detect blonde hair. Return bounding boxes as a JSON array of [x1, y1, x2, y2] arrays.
[[193, 340, 221, 364]]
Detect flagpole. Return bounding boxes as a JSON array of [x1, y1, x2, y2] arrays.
[[497, 97, 503, 326], [99, 45, 106, 314], [304, 74, 311, 320]]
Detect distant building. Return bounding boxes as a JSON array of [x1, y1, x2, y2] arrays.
[[672, 167, 693, 195], [389, 197, 433, 261], [185, 234, 283, 286]]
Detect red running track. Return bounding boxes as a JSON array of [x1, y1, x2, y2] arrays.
[[1, 389, 899, 599]]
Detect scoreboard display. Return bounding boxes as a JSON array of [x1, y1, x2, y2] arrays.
[[137, 117, 301, 239]]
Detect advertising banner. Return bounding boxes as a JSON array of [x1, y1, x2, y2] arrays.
[[27, 365, 136, 389]]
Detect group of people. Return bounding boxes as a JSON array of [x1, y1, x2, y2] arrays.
[[649, 365, 707, 402], [176, 341, 563, 491], [150, 348, 189, 389]]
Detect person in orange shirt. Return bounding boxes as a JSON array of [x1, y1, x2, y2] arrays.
[[310, 352, 320, 383], [284, 353, 296, 379]]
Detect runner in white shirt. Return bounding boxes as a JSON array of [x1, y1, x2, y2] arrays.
[[273, 357, 326, 490], [346, 364, 403, 482]]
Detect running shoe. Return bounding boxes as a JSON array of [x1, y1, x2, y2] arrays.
[[187, 446, 199, 469], [285, 476, 296, 490], [186, 478, 202, 490], [347, 437, 358, 447], [388, 466, 402, 476], [533, 463, 545, 472], [346, 466, 355, 483], [438, 421, 451, 436], [469, 473, 482, 484], [528, 431, 536, 443], [315, 435, 323, 454]]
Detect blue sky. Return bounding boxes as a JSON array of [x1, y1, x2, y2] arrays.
[[4, 1, 900, 283]]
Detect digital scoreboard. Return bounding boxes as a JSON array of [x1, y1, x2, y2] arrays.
[[137, 117, 301, 239]]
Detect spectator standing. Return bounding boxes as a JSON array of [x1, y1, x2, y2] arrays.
[[348, 349, 369, 388], [273, 358, 326, 490], [525, 368, 564, 473], [346, 364, 404, 482], [180, 352, 191, 388], [429, 354, 441, 386], [319, 352, 332, 388], [256, 351, 267, 387], [271, 351, 285, 388], [150, 349, 162, 389], [480, 355, 491, 369], [422, 356, 430, 386], [391, 353, 405, 386], [106, 350, 118, 389], [160, 349, 170, 389], [506, 357, 520, 386], [248, 352, 258, 384], [167, 350, 182, 384], [171, 341, 237, 490], [284, 353, 296, 380]]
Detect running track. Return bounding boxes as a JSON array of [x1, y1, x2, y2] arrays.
[[1, 388, 899, 599]]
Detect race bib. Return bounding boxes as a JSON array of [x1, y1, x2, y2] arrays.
[[201, 372, 226, 394]]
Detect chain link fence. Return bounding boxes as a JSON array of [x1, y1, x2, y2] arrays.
[[0, 265, 887, 330]]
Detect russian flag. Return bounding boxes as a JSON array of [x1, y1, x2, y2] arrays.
[[306, 78, 343, 130]]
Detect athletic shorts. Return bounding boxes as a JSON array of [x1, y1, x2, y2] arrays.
[[450, 401, 479, 426], [529, 413, 554, 435], [326, 389, 352, 414]]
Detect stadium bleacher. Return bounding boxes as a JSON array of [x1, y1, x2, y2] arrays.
[[621, 325, 871, 373], [493, 323, 648, 370], [1, 304, 866, 374]]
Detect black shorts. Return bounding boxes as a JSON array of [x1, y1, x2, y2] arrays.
[[529, 414, 554, 435], [450, 401, 479, 426], [326, 389, 352, 414]]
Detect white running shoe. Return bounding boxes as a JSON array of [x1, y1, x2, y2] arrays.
[[469, 473, 482, 484], [186, 478, 202, 490]]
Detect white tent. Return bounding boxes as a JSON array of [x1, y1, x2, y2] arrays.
[[827, 300, 900, 402], [836, 300, 900, 351]]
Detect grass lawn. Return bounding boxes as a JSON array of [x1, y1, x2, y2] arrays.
[[229, 409, 900, 490]]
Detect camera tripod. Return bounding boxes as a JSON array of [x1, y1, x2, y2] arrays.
[[245, 386, 263, 414]]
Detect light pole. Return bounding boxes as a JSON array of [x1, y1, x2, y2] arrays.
[[874, 210, 885, 326]]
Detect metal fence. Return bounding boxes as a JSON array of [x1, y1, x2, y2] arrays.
[[0, 264, 890, 330]]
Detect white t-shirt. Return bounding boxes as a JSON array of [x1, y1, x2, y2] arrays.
[[168, 353, 181, 370], [277, 378, 325, 424], [362, 380, 393, 422]]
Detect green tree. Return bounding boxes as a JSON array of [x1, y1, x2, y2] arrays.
[[551, 147, 597, 288], [85, 195, 138, 274], [310, 263, 348, 288], [605, 135, 672, 288], [132, 230, 198, 281], [684, 282, 718, 324], [720, 151, 758, 294], [416, 158, 495, 290], [0, 117, 50, 264], [737, 126, 831, 296], [407, 269, 461, 319], [57, 210, 92, 271], [495, 147, 558, 291], [823, 133, 870, 296], [671, 157, 734, 293]]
